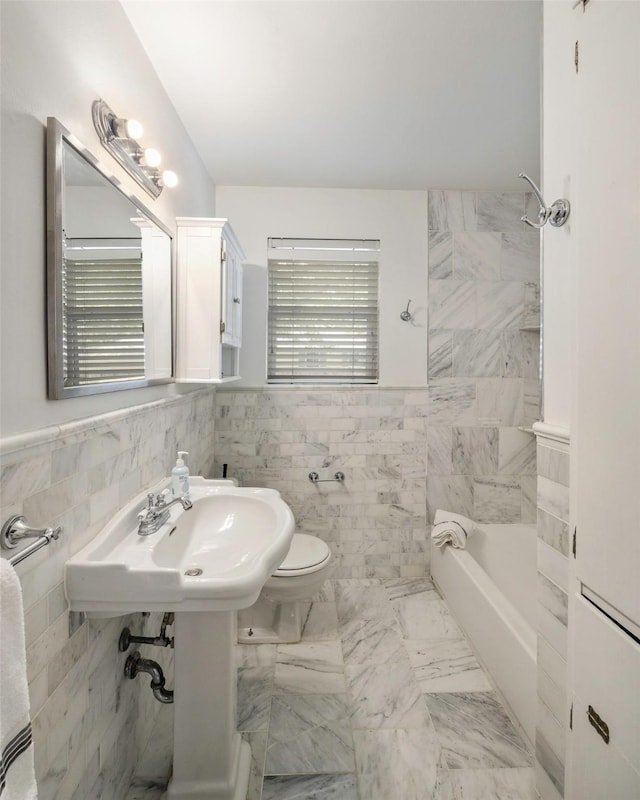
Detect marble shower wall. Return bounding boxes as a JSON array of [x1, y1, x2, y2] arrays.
[[426, 190, 540, 527], [213, 189, 541, 580], [0, 388, 216, 800]]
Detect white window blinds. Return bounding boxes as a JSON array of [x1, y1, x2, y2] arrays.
[[63, 256, 145, 387], [268, 259, 379, 384]]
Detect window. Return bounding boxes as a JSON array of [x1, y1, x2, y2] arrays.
[[63, 245, 145, 387], [267, 240, 379, 384]]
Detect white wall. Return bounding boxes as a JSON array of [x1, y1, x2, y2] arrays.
[[0, 0, 217, 437], [540, 1, 574, 431], [215, 186, 429, 387]]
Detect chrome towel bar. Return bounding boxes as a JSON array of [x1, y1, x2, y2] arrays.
[[1, 515, 63, 567]]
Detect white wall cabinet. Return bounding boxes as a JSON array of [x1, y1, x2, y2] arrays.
[[572, 0, 640, 632], [176, 218, 245, 383], [569, 597, 640, 799], [563, 2, 640, 797], [221, 235, 243, 348]]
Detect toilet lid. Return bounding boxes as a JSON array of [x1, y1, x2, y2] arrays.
[[275, 534, 331, 572]]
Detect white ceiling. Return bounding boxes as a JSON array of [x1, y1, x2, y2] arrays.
[[122, 0, 541, 191]]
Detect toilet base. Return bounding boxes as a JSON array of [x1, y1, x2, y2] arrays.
[[237, 598, 311, 644]]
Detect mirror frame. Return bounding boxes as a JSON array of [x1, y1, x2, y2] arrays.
[[46, 117, 175, 399]]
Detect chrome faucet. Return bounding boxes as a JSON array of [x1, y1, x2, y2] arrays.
[[137, 491, 193, 536]]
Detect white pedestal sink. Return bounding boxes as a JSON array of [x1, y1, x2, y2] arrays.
[[65, 477, 295, 800], [169, 611, 249, 800]]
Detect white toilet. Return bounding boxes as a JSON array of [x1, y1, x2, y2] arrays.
[[237, 533, 332, 644]]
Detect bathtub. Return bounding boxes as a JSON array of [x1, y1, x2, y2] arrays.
[[430, 523, 537, 747]]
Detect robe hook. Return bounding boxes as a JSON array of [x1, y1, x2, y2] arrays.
[[519, 173, 570, 228]]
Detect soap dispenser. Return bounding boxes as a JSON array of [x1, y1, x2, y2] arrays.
[[172, 451, 190, 498]]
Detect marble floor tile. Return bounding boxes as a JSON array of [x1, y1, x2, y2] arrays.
[[123, 779, 167, 800], [237, 666, 274, 732], [383, 576, 435, 600], [265, 693, 354, 775], [346, 659, 431, 730], [262, 773, 358, 800], [312, 580, 336, 602], [392, 593, 462, 640], [274, 641, 346, 694], [425, 692, 533, 769], [243, 731, 267, 800], [334, 582, 393, 625], [302, 601, 339, 641], [128, 578, 537, 800], [449, 766, 536, 799], [340, 615, 407, 665], [406, 638, 492, 693], [235, 643, 277, 668], [353, 727, 453, 800]]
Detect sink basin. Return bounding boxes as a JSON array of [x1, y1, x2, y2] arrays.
[[65, 477, 295, 616]]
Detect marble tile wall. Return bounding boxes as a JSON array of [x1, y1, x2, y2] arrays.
[[0, 388, 216, 800], [535, 432, 571, 800], [214, 387, 430, 579], [427, 190, 540, 527]]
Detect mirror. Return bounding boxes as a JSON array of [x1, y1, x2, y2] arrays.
[[46, 117, 173, 399]]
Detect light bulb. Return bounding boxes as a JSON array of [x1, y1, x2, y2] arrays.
[[161, 170, 178, 188], [143, 147, 161, 167], [126, 118, 144, 139], [111, 116, 144, 140]]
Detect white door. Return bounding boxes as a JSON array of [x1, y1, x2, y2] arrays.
[[568, 2, 640, 796], [572, 0, 640, 637], [221, 237, 242, 348]]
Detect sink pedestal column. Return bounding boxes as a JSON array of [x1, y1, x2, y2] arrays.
[[166, 610, 250, 800]]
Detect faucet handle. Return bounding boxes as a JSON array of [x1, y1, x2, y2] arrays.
[[155, 489, 170, 508]]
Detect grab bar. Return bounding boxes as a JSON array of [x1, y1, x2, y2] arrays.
[[1, 515, 63, 567], [309, 471, 345, 483]]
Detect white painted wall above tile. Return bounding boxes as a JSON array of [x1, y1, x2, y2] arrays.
[[215, 187, 429, 388]]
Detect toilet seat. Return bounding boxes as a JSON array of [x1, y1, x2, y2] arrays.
[[273, 533, 331, 577]]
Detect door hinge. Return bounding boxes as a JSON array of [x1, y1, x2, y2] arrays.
[[220, 321, 226, 335], [572, 527, 577, 557], [569, 703, 573, 730], [575, 40, 579, 74]]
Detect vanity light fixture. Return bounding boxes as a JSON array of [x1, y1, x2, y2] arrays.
[[92, 99, 178, 199]]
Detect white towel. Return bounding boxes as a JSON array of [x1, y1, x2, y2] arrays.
[[0, 559, 37, 799], [431, 509, 478, 549]]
